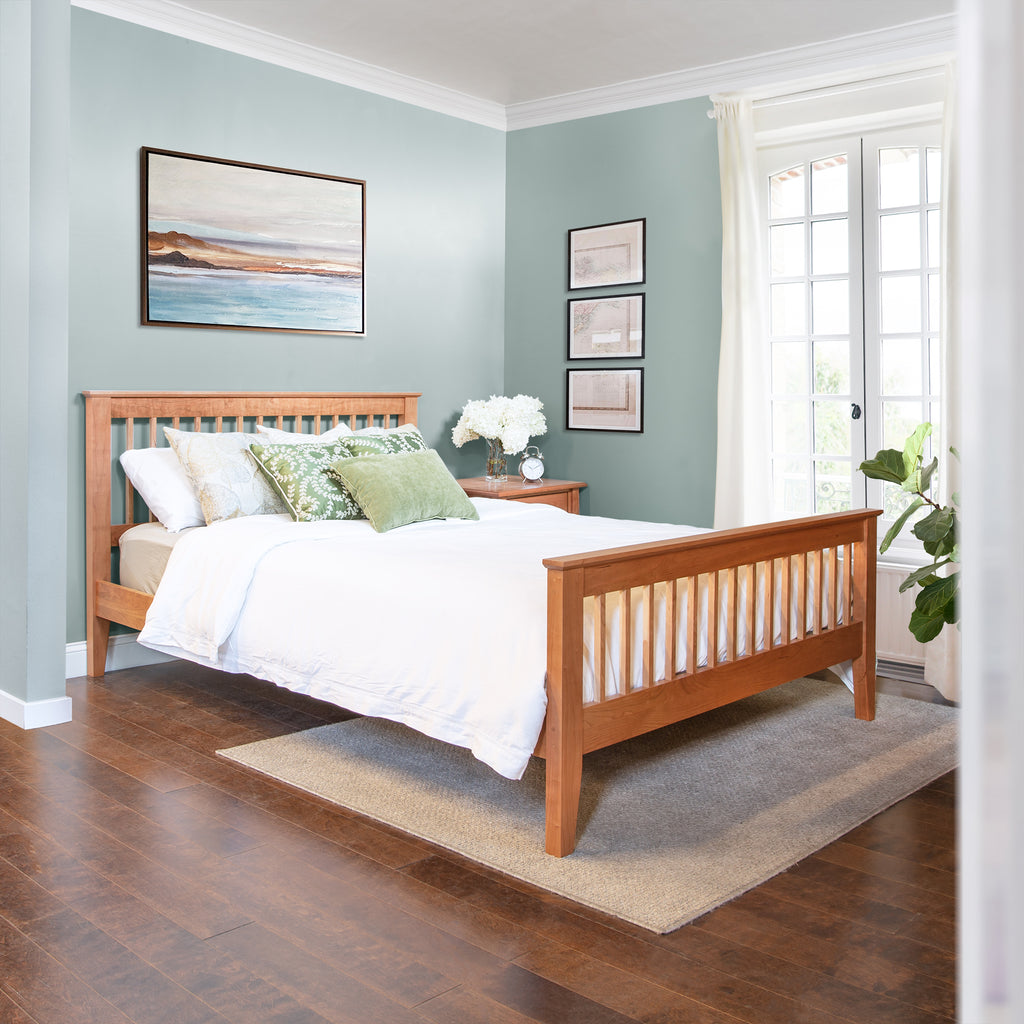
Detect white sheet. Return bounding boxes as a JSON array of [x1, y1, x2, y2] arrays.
[[138, 499, 708, 779]]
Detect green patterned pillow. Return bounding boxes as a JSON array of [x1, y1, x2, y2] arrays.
[[338, 428, 429, 458], [249, 440, 363, 522]]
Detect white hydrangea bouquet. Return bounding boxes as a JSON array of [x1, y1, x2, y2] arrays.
[[452, 394, 546, 480]]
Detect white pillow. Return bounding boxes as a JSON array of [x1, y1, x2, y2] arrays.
[[256, 421, 353, 444], [164, 427, 288, 524], [119, 447, 205, 533], [354, 423, 425, 440]]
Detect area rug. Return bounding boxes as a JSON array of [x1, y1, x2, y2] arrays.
[[218, 677, 958, 933]]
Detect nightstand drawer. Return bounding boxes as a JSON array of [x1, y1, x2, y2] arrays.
[[457, 478, 587, 514]]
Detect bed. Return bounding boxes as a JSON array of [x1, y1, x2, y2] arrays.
[[84, 390, 880, 857]]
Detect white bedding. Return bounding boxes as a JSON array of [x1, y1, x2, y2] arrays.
[[138, 499, 707, 779]]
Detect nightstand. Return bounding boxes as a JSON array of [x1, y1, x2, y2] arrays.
[[457, 478, 587, 514]]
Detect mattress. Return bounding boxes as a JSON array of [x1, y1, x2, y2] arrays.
[[118, 521, 198, 594]]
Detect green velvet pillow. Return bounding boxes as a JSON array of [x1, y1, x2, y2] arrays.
[[326, 449, 479, 533], [249, 440, 363, 521]]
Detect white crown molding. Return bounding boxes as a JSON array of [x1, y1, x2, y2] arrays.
[[506, 15, 957, 130], [71, 0, 509, 130], [71, 0, 954, 132]]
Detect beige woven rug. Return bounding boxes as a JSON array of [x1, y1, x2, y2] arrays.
[[219, 677, 958, 933]]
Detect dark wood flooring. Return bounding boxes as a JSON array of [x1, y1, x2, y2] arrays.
[[0, 664, 956, 1023]]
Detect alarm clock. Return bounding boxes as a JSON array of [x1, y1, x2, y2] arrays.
[[518, 445, 545, 482]]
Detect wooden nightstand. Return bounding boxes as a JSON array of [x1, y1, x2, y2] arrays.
[[457, 477, 587, 514]]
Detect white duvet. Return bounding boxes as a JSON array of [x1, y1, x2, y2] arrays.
[[138, 499, 708, 779]]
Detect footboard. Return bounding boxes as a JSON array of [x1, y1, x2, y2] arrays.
[[539, 509, 880, 856]]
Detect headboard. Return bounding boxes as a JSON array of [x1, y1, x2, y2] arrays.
[[82, 390, 420, 676]]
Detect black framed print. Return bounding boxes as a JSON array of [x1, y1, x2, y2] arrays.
[[567, 292, 644, 359], [141, 147, 366, 335], [566, 367, 644, 432], [567, 218, 645, 290]]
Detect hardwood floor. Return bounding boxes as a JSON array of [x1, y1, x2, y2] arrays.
[[0, 664, 956, 1023]]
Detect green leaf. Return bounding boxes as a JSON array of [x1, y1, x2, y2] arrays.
[[902, 423, 932, 478], [913, 507, 955, 547], [910, 607, 946, 643], [859, 449, 907, 484], [897, 560, 949, 593], [915, 572, 959, 619], [880, 497, 924, 553], [918, 456, 939, 495]]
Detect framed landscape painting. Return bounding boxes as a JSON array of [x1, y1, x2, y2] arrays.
[[141, 148, 365, 334], [566, 367, 644, 432], [568, 218, 645, 290], [567, 293, 644, 359]]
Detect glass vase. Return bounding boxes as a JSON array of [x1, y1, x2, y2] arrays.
[[485, 438, 508, 481]]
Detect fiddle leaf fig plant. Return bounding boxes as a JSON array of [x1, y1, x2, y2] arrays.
[[859, 423, 959, 644]]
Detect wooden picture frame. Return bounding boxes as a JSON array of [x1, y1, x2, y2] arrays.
[[141, 148, 366, 335], [568, 218, 645, 290], [567, 293, 644, 359], [566, 367, 644, 432]]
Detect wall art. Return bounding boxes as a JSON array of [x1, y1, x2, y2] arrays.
[[566, 367, 644, 432], [567, 218, 645, 290], [141, 148, 365, 335], [567, 293, 644, 359]]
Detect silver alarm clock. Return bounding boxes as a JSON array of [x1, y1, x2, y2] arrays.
[[518, 445, 544, 481]]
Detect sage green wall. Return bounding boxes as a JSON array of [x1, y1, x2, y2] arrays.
[[504, 102, 722, 525], [67, 10, 507, 642]]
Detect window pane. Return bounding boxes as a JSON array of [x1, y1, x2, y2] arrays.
[[882, 338, 923, 395], [770, 223, 804, 276], [927, 209, 941, 267], [770, 166, 805, 218], [771, 282, 806, 336], [773, 400, 809, 454], [811, 218, 848, 275], [927, 148, 942, 203], [880, 275, 922, 333], [814, 460, 852, 513], [879, 148, 920, 208], [929, 273, 941, 332], [811, 155, 847, 215], [813, 400, 850, 456], [773, 457, 810, 516], [812, 279, 848, 335], [930, 337, 941, 395], [883, 400, 924, 449], [772, 341, 808, 394], [813, 340, 850, 394], [879, 212, 921, 271]]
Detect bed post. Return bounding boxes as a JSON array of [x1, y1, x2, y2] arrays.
[[84, 392, 111, 677], [544, 562, 585, 857], [852, 511, 878, 721]]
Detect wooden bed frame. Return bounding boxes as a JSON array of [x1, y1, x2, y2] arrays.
[[84, 390, 880, 857]]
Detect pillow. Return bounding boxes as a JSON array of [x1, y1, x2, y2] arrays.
[[248, 440, 363, 522], [119, 447, 205, 533], [164, 427, 288, 524], [326, 449, 479, 533], [353, 422, 424, 437], [255, 421, 353, 444], [338, 428, 429, 459]]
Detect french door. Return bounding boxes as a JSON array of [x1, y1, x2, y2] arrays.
[[761, 125, 942, 558]]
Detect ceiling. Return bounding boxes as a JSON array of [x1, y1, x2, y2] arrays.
[[159, 0, 955, 106]]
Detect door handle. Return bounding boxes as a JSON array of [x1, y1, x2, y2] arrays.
[[851, 403, 862, 420]]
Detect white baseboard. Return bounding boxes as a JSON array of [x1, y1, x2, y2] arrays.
[[0, 689, 73, 729], [65, 634, 177, 680]]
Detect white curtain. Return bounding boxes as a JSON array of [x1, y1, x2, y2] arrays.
[[923, 60, 961, 703], [711, 96, 771, 530]]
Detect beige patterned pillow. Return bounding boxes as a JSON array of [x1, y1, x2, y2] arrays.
[[164, 427, 288, 524]]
